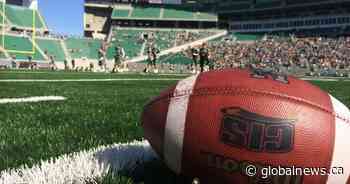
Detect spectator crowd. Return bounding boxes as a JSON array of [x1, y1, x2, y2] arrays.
[[186, 35, 350, 77]]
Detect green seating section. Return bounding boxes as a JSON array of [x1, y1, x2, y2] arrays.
[[110, 29, 178, 58], [36, 39, 66, 61], [110, 29, 218, 58], [151, 30, 177, 50], [161, 53, 192, 65], [108, 30, 143, 59], [111, 5, 217, 21], [2, 35, 44, 60], [139, 52, 192, 65], [163, 7, 194, 19], [65, 38, 102, 59], [0, 28, 218, 61], [233, 33, 265, 41], [111, 9, 129, 18], [196, 12, 217, 20], [131, 6, 160, 18], [2, 4, 45, 28]]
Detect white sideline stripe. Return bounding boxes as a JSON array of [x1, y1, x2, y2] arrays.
[[0, 140, 156, 184], [164, 74, 198, 174], [0, 96, 66, 104], [0, 72, 189, 76], [327, 95, 350, 184], [0, 78, 181, 82], [0, 71, 49, 74]]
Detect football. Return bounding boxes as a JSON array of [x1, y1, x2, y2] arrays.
[[142, 69, 350, 184]]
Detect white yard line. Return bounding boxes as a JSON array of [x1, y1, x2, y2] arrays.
[[0, 71, 50, 74], [300, 78, 350, 82], [0, 96, 66, 104], [301, 78, 339, 81], [0, 76, 348, 83], [0, 140, 156, 184], [0, 72, 188, 76], [0, 78, 181, 82]]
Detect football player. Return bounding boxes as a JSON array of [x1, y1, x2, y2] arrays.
[[199, 42, 210, 72], [191, 46, 199, 73], [49, 55, 57, 71], [98, 43, 107, 72], [112, 45, 125, 73], [145, 44, 160, 73]]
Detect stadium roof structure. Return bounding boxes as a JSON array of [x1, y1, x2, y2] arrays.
[[111, 4, 218, 22]]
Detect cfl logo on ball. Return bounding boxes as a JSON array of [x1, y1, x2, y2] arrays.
[[220, 107, 296, 152]]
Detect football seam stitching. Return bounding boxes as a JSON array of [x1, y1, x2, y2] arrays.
[[146, 87, 350, 124]]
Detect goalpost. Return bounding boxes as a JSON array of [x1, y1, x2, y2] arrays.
[[1, 0, 36, 55]]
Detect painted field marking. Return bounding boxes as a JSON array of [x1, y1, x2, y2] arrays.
[[0, 76, 348, 83], [0, 78, 181, 82], [0, 140, 156, 184], [0, 96, 66, 104]]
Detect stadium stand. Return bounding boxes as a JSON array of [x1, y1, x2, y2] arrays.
[[163, 6, 194, 20], [233, 33, 265, 41], [65, 38, 102, 59], [1, 4, 46, 29], [111, 5, 217, 21], [111, 28, 220, 57], [195, 12, 217, 20], [36, 38, 66, 61], [107, 27, 223, 66], [3, 34, 44, 60], [175, 30, 219, 46], [139, 52, 192, 65], [160, 52, 192, 65], [190, 34, 350, 77], [111, 9, 130, 18], [147, 30, 177, 50], [109, 29, 144, 58], [131, 6, 161, 18]]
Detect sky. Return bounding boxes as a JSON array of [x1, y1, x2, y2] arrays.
[[38, 0, 84, 36]]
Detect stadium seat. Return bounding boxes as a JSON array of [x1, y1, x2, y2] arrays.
[[2, 34, 44, 60], [139, 52, 192, 65], [65, 38, 102, 59], [2, 4, 46, 29], [111, 9, 130, 18], [36, 39, 66, 61], [131, 6, 161, 18], [195, 12, 217, 21], [233, 33, 264, 41], [163, 6, 194, 19], [110, 29, 144, 58]]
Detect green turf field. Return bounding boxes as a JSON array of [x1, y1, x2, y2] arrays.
[[0, 70, 349, 184]]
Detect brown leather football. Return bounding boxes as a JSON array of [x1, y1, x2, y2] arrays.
[[142, 69, 350, 184]]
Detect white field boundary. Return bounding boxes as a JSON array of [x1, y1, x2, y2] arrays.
[[0, 77, 349, 83], [0, 96, 66, 104], [0, 78, 182, 82], [300, 78, 349, 82], [0, 140, 156, 184]]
